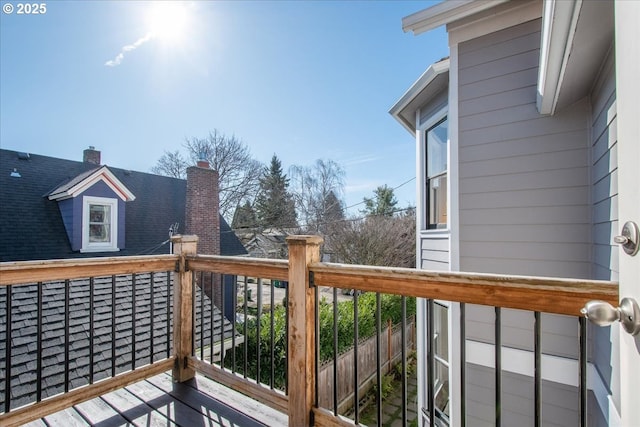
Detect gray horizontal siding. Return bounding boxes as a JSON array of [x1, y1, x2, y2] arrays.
[[456, 18, 595, 423], [590, 48, 618, 281], [458, 17, 591, 280], [419, 234, 449, 271], [465, 364, 596, 427], [590, 46, 617, 407]]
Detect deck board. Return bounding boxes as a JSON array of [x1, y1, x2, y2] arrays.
[[29, 372, 287, 427], [74, 397, 132, 427]]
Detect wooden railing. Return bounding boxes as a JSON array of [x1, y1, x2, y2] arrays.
[[0, 235, 618, 427]]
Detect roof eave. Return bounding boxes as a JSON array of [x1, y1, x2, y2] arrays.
[[390, 58, 450, 135], [402, 0, 510, 35], [48, 166, 136, 202], [536, 0, 581, 115]]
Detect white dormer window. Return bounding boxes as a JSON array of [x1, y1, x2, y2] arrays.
[[82, 196, 119, 252]]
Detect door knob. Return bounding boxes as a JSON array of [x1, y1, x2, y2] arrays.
[[614, 221, 639, 256], [581, 298, 640, 336]]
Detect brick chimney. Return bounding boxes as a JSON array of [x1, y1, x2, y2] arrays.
[[83, 146, 101, 165], [185, 162, 221, 305], [185, 163, 220, 255]]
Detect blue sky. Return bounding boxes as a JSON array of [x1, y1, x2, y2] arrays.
[[0, 0, 447, 214]]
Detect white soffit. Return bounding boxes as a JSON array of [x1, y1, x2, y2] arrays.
[[389, 59, 450, 134], [402, 0, 510, 35], [537, 0, 582, 115], [537, 0, 614, 115]]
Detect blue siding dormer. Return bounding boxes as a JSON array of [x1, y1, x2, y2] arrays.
[[47, 166, 135, 253]]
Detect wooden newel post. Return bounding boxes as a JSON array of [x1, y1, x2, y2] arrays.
[[287, 235, 323, 426], [171, 234, 198, 383]]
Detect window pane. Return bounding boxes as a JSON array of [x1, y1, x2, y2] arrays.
[[426, 118, 448, 229], [434, 360, 449, 418], [428, 174, 447, 228], [434, 303, 448, 361], [89, 204, 111, 243], [427, 119, 448, 178]]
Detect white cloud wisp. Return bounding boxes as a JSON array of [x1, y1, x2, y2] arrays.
[[104, 33, 153, 67]]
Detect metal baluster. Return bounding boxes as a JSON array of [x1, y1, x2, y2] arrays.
[[401, 296, 407, 426], [427, 299, 435, 427], [257, 278, 262, 384], [270, 278, 275, 388], [314, 284, 319, 407], [166, 271, 171, 358], [243, 277, 248, 379], [212, 273, 215, 365], [232, 275, 237, 374], [221, 273, 225, 369], [579, 316, 587, 427], [111, 276, 116, 377], [5, 286, 12, 412], [460, 303, 466, 427], [89, 278, 94, 384], [333, 287, 339, 415], [353, 291, 360, 424], [36, 282, 43, 401], [200, 271, 204, 360], [150, 272, 155, 364], [375, 293, 382, 426], [65, 279, 70, 392], [534, 311, 541, 427], [495, 307, 501, 427], [131, 274, 137, 371]]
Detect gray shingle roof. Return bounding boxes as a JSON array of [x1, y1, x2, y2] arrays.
[[0, 148, 247, 261]]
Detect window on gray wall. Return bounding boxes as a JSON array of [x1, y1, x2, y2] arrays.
[[426, 117, 448, 229]]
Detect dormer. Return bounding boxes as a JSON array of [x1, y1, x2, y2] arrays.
[[47, 166, 135, 253]]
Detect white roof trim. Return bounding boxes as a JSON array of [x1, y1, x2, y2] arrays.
[[402, 0, 510, 35], [537, 0, 582, 115], [390, 58, 450, 134], [48, 166, 136, 202]]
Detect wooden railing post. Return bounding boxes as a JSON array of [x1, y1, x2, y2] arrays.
[[287, 235, 323, 426], [171, 234, 198, 382]]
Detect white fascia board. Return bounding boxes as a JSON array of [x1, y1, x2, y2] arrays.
[[537, 0, 582, 115], [402, 0, 510, 35], [389, 58, 450, 135], [48, 166, 136, 202]]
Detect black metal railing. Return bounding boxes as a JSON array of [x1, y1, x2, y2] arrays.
[[190, 271, 289, 393], [0, 272, 174, 412]]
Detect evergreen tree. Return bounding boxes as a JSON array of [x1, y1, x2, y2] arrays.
[[255, 155, 297, 228], [231, 201, 257, 229], [322, 190, 345, 227], [361, 185, 398, 217]]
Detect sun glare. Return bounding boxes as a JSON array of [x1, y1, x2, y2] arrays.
[[147, 1, 189, 44]]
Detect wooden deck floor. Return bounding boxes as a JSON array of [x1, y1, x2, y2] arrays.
[[23, 372, 288, 427]]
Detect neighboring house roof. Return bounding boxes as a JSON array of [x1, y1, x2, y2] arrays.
[[235, 228, 292, 259], [0, 149, 247, 261]]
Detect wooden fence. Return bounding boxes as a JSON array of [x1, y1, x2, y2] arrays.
[[318, 317, 416, 413]]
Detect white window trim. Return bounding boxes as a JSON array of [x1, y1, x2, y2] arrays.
[[417, 105, 449, 233], [81, 196, 119, 253]]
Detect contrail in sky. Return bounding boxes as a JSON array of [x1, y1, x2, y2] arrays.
[[105, 33, 153, 67]]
